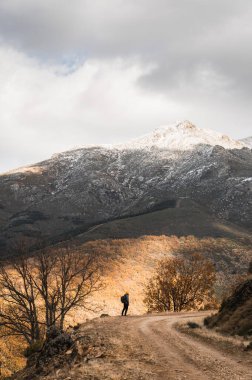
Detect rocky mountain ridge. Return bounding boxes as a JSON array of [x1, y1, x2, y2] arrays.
[[117, 120, 248, 151], [0, 121, 251, 254]]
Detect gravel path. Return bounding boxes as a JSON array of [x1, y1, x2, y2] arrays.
[[135, 312, 252, 379], [20, 312, 252, 380]]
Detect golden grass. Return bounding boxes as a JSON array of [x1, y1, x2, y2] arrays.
[[0, 336, 26, 379]]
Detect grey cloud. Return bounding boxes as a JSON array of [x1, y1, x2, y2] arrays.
[[0, 0, 251, 98], [0, 0, 252, 173]]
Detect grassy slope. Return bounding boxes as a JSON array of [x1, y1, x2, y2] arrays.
[[75, 199, 252, 243], [63, 234, 251, 326]]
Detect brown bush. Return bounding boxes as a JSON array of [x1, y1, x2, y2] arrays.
[[144, 253, 216, 312]]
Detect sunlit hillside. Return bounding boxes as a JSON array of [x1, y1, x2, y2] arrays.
[[64, 235, 252, 323]]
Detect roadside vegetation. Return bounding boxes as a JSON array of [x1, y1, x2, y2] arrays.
[[144, 254, 216, 312], [204, 261, 252, 337], [177, 261, 252, 355]]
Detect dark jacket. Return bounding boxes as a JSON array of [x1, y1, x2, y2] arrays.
[[123, 294, 129, 304]]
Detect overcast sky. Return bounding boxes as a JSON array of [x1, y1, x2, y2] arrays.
[[0, 0, 252, 172]]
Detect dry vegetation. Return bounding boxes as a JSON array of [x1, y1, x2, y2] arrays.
[[0, 336, 25, 379], [0, 234, 251, 378], [80, 235, 251, 315], [204, 276, 252, 337], [144, 254, 216, 312], [0, 247, 102, 342], [0, 243, 102, 378]]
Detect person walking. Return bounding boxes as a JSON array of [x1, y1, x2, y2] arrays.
[[121, 292, 129, 316]]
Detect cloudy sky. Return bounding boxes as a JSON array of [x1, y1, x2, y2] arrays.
[[0, 0, 252, 172]]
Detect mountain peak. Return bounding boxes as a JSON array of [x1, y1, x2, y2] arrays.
[[118, 120, 247, 151], [174, 120, 197, 130], [50, 121, 249, 160]]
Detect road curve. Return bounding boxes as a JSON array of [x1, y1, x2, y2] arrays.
[[133, 313, 252, 380]]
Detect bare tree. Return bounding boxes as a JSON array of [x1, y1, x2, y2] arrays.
[[0, 242, 103, 345], [32, 247, 102, 331], [144, 254, 216, 312], [0, 256, 41, 345]]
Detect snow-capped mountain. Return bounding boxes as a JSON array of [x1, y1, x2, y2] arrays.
[[0, 121, 251, 254], [117, 121, 247, 151]]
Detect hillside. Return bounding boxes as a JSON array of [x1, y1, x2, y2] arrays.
[[51, 234, 251, 323], [205, 278, 252, 336], [74, 198, 252, 243], [0, 121, 251, 254]]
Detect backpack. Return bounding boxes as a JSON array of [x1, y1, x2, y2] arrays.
[[121, 295, 126, 303]]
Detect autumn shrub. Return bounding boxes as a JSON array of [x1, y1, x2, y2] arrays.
[[144, 253, 216, 312]]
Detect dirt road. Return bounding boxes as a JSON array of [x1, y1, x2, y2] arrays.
[[133, 312, 252, 380], [25, 312, 252, 380]]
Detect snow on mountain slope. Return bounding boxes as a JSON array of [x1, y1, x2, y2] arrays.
[[4, 121, 248, 176], [0, 120, 251, 253], [117, 121, 247, 151], [41, 120, 248, 165], [240, 136, 252, 149]]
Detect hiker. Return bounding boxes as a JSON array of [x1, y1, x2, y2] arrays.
[[121, 292, 129, 316]]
